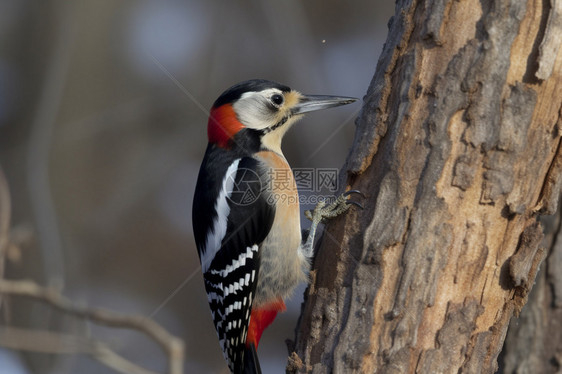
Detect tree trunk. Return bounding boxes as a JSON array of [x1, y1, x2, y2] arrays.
[[288, 0, 562, 373], [501, 206, 562, 373]]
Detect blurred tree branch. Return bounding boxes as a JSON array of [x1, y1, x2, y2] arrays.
[[0, 279, 185, 374], [0, 164, 10, 310], [0, 166, 185, 374], [26, 1, 76, 290], [0, 327, 160, 374]]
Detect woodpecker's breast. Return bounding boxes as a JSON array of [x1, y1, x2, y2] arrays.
[[254, 151, 308, 307]]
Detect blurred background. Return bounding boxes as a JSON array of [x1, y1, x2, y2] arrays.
[[0, 1, 393, 373]]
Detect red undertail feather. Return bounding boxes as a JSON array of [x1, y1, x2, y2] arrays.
[[246, 299, 287, 348], [208, 104, 244, 148]]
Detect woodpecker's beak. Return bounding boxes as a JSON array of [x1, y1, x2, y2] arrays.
[[292, 95, 358, 114]]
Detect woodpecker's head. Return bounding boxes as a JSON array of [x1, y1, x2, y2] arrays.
[[207, 79, 357, 153]]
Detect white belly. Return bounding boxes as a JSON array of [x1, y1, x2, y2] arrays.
[[253, 151, 309, 307]]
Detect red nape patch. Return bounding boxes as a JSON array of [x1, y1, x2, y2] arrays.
[[246, 299, 287, 348], [208, 104, 244, 148]]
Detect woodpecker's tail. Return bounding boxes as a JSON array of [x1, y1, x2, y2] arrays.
[[242, 343, 262, 374]]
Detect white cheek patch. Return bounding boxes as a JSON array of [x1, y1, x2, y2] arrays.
[[233, 89, 283, 130]]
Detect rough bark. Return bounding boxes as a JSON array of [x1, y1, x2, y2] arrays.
[[501, 206, 562, 373], [288, 0, 562, 373]]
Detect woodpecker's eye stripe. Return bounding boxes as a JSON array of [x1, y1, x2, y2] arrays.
[[212, 79, 290, 109]]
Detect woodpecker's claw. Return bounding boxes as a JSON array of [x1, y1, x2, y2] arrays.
[[346, 200, 364, 210], [305, 190, 365, 223], [343, 189, 366, 198], [343, 190, 365, 210]]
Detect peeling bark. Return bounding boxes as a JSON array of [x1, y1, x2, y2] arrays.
[[288, 0, 562, 373], [501, 208, 562, 374]]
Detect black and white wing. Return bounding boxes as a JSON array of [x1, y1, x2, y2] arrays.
[[193, 155, 274, 372]]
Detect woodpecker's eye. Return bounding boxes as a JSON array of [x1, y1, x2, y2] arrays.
[[271, 94, 284, 106]]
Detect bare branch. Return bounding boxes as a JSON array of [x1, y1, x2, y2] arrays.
[[0, 279, 184, 374], [0, 164, 11, 310], [26, 2, 76, 290], [0, 327, 160, 374]]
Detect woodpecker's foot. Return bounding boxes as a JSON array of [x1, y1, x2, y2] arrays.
[[301, 190, 364, 258], [305, 190, 364, 224]]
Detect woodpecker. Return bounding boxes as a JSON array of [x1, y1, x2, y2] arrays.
[[192, 79, 360, 373]]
